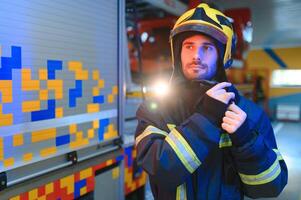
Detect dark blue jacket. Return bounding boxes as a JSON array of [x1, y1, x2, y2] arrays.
[[135, 83, 287, 200]]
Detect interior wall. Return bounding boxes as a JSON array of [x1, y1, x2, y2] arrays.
[[246, 46, 301, 118]]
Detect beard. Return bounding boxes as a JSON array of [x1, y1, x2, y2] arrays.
[[184, 60, 215, 80], [186, 60, 208, 70]]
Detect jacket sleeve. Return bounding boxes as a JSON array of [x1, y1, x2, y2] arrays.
[[230, 103, 288, 198], [135, 101, 220, 190]]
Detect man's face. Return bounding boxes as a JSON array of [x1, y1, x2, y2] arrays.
[[181, 34, 218, 81]]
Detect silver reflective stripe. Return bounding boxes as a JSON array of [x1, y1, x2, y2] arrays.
[[273, 149, 283, 160], [166, 129, 201, 173], [135, 125, 168, 146], [239, 157, 281, 185], [176, 183, 187, 200]]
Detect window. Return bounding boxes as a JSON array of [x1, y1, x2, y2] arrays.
[[271, 69, 301, 87]]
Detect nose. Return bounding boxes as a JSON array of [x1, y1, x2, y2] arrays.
[[193, 46, 204, 60]]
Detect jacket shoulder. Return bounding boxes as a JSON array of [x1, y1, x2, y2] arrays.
[[136, 99, 168, 128], [136, 99, 161, 118]]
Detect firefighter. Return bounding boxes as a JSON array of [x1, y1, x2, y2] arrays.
[[135, 3, 287, 199]]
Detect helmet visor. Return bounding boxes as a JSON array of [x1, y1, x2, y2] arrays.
[[170, 23, 227, 45]]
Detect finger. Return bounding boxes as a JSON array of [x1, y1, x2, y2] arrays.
[[228, 102, 242, 114], [221, 92, 235, 103], [227, 92, 235, 100], [223, 116, 238, 125], [214, 89, 227, 95], [210, 82, 231, 91], [221, 122, 235, 134], [225, 110, 240, 120]]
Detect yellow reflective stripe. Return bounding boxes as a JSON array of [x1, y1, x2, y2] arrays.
[[219, 133, 232, 148], [273, 149, 283, 160], [176, 183, 187, 200], [167, 123, 176, 131], [135, 125, 168, 146], [165, 136, 195, 173], [165, 129, 201, 173], [183, 183, 187, 200], [171, 129, 201, 166], [239, 157, 281, 185]]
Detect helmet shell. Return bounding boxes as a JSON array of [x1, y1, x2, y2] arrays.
[[170, 3, 235, 69]]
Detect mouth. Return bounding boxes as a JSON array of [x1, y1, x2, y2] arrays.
[[189, 65, 207, 70]]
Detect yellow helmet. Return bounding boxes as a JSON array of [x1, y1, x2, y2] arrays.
[[170, 3, 235, 68]]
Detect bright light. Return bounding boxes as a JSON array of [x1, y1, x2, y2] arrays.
[[152, 81, 169, 97], [243, 21, 253, 43], [142, 86, 147, 94], [127, 26, 133, 32], [149, 36, 155, 43], [150, 102, 158, 110], [141, 32, 148, 43]]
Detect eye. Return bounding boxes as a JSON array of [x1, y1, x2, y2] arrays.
[[203, 45, 213, 51], [184, 44, 193, 50]]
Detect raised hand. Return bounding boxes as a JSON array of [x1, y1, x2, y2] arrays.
[[222, 102, 247, 134], [206, 82, 235, 104]]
